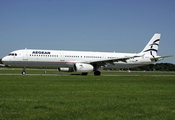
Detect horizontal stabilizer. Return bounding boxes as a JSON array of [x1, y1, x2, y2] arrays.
[[151, 55, 173, 61]]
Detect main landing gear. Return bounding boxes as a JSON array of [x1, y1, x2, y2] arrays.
[[82, 72, 88, 75], [94, 71, 101, 76], [93, 64, 101, 76], [22, 67, 26, 75], [81, 71, 101, 76]]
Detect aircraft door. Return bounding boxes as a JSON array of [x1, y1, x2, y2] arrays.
[[60, 52, 65, 61], [102, 55, 106, 59], [23, 49, 28, 60]]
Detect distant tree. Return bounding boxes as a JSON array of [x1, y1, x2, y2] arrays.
[[149, 64, 154, 71], [0, 59, 3, 64]]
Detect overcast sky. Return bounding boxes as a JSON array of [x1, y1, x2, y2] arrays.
[[0, 0, 174, 63]]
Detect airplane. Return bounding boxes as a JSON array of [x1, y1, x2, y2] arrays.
[[1, 33, 172, 76]]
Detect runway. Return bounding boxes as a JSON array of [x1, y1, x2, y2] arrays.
[[0, 73, 175, 76]]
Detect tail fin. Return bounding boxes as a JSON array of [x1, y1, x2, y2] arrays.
[[140, 33, 161, 57]]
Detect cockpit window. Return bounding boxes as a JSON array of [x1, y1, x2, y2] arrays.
[[8, 53, 17, 56]]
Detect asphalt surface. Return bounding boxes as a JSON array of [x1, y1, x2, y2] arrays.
[[0, 73, 175, 76]]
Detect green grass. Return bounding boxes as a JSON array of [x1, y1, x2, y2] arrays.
[[0, 70, 175, 119]]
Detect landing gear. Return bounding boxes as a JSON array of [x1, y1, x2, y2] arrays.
[[22, 71, 26, 75], [127, 68, 130, 73], [94, 71, 101, 76], [93, 64, 101, 76], [22, 67, 26, 75], [82, 72, 88, 75]]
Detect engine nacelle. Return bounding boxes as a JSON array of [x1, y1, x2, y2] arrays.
[[58, 67, 74, 72], [74, 63, 94, 72]]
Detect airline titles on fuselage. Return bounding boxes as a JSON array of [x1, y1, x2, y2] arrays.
[[32, 51, 51, 54]]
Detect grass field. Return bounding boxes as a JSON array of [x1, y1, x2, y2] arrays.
[[0, 69, 175, 119]]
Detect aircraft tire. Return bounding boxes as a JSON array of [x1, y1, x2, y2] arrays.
[[82, 72, 88, 75], [94, 71, 101, 76], [22, 71, 26, 75]]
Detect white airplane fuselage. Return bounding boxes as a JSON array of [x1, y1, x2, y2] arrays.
[[2, 49, 155, 68]]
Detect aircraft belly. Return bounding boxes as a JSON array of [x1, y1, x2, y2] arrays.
[[4, 61, 74, 68]]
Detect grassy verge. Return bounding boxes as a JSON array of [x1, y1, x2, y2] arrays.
[[0, 74, 175, 119]]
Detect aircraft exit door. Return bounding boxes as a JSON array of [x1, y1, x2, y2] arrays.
[[23, 49, 28, 60], [60, 52, 65, 61]]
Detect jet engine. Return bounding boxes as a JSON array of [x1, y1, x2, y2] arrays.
[[74, 63, 94, 72]]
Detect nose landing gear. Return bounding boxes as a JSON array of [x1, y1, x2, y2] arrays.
[[22, 67, 26, 75]]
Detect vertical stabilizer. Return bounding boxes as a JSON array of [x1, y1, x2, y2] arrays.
[[140, 33, 161, 57]]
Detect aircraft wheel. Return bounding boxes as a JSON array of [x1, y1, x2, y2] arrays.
[[82, 72, 88, 75], [94, 71, 101, 76], [22, 71, 26, 75]]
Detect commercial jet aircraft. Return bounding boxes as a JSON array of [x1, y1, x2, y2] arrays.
[[2, 33, 172, 75]]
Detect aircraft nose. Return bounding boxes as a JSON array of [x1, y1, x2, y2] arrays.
[[1, 57, 5, 64], [1, 57, 7, 64]]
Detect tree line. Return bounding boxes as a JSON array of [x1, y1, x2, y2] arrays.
[[130, 63, 175, 71], [0, 59, 3, 64], [103, 63, 175, 71]]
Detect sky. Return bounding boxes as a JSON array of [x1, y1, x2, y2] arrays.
[[0, 0, 175, 64]]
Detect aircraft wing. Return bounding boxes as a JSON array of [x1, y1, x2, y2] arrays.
[[85, 55, 141, 65], [151, 55, 173, 61]]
